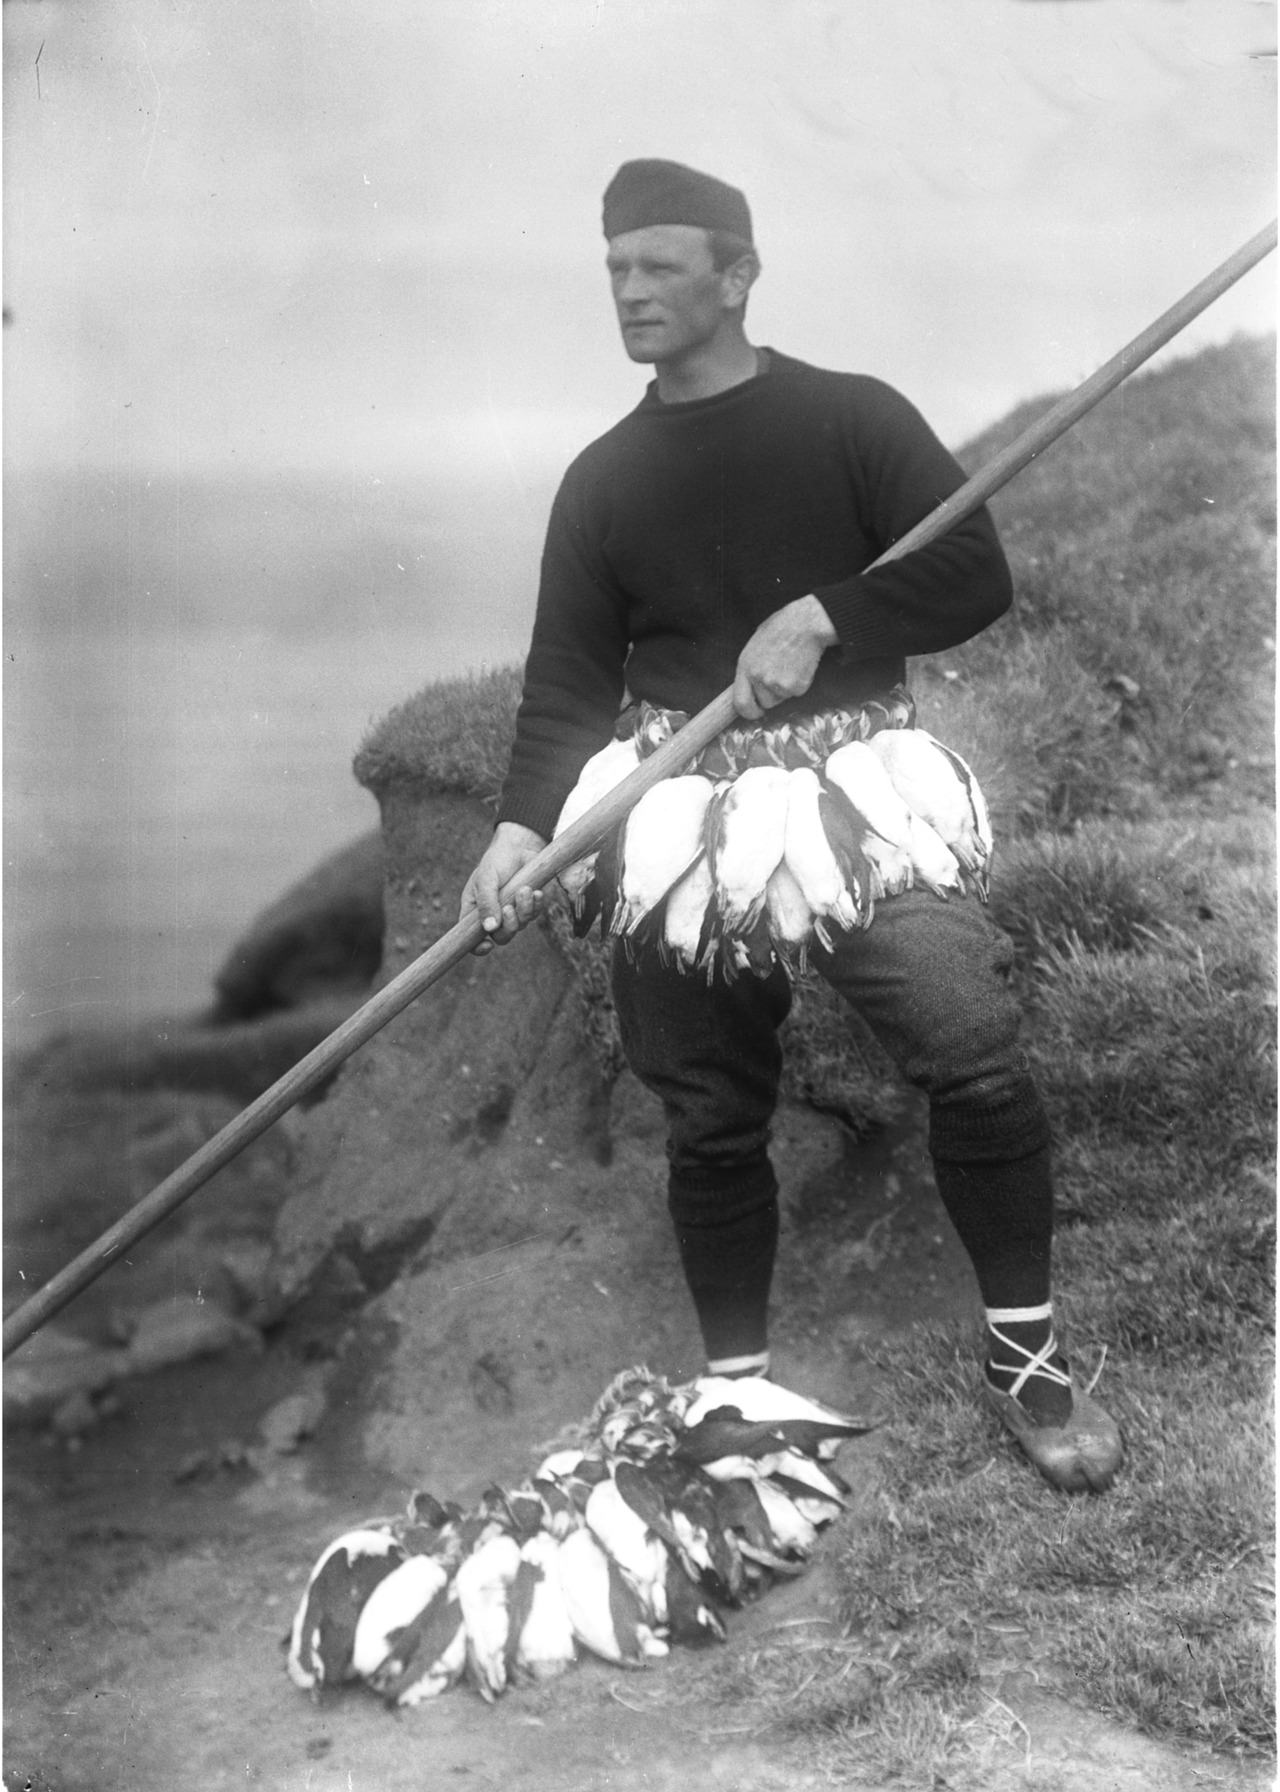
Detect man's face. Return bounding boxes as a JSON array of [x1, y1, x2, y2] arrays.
[[605, 225, 733, 365]]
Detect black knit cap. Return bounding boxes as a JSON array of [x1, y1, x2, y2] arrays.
[[602, 158, 753, 243]]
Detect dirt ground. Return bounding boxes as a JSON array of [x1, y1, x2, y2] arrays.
[[4, 1089, 1268, 1792]]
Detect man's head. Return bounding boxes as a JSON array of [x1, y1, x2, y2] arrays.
[[602, 159, 760, 368]]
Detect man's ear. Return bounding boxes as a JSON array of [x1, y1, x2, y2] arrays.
[[720, 254, 759, 313]]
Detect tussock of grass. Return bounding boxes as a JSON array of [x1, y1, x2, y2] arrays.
[[686, 1606, 1006, 1787], [972, 338, 1276, 555], [1072, 1581, 1276, 1756], [353, 664, 522, 798], [991, 830, 1181, 963], [1059, 1200, 1274, 1368], [925, 341, 1276, 828], [1028, 932, 1274, 1170], [916, 632, 1147, 830]]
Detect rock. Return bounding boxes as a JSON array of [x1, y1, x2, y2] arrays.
[[15, 1000, 366, 1105], [8, 1322, 97, 1362], [123, 1296, 260, 1376], [257, 1388, 327, 1455], [216, 1242, 276, 1315], [346, 1165, 705, 1492], [212, 828, 384, 1020], [3, 1329, 130, 1427], [272, 791, 611, 1311], [50, 1389, 99, 1438], [4, 1070, 301, 1364], [173, 1439, 255, 1483]]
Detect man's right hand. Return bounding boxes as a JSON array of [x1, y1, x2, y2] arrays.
[[458, 822, 549, 954]]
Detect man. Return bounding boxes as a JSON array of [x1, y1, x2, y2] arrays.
[[460, 158, 1122, 1494]]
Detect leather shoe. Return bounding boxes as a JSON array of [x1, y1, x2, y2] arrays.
[[984, 1375, 1125, 1494]]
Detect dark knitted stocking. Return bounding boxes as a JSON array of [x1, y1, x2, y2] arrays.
[[931, 1146, 1072, 1425], [668, 1163, 778, 1368]]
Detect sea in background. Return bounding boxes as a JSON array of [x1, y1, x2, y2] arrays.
[[4, 466, 551, 1051]]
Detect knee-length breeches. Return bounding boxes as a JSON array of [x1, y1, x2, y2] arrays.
[[610, 888, 1049, 1176]]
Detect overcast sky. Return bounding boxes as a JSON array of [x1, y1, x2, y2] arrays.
[[4, 0, 1275, 494]]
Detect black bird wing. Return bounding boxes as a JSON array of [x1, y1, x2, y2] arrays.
[[712, 1477, 806, 1574], [663, 1555, 728, 1646], [676, 1409, 792, 1465], [768, 1415, 879, 1457], [370, 1586, 463, 1705], [502, 1557, 545, 1685], [306, 1544, 405, 1685], [612, 1460, 676, 1547], [641, 1457, 745, 1606]]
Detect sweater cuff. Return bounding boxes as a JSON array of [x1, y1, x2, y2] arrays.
[[496, 787, 563, 843], [812, 577, 901, 660]]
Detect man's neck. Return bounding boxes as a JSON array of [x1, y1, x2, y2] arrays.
[[653, 334, 760, 404]]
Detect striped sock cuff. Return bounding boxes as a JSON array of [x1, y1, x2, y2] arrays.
[[985, 1302, 1053, 1327], [706, 1351, 771, 1379]]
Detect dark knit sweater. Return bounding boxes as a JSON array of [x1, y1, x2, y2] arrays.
[[498, 349, 1012, 840]]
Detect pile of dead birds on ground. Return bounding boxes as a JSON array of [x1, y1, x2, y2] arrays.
[[286, 1366, 874, 1710]]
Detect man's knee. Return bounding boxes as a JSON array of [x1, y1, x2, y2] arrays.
[[668, 1154, 777, 1227], [906, 966, 1050, 1163], [928, 1068, 1051, 1165], [816, 893, 1047, 1161]]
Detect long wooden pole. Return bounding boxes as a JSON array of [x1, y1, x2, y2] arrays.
[[5, 219, 1273, 1360]]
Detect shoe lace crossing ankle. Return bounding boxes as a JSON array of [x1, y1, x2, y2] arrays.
[[985, 1321, 1072, 1402], [984, 1307, 1074, 1427]]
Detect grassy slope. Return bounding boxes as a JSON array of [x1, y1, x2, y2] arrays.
[[357, 336, 1276, 1780]]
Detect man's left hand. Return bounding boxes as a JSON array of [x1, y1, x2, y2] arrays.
[[733, 594, 839, 719]]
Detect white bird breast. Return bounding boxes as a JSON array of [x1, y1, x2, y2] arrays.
[[683, 1374, 857, 1430], [456, 1533, 523, 1697], [763, 859, 813, 947], [753, 1479, 818, 1555], [585, 1479, 669, 1620], [615, 776, 716, 928], [869, 731, 985, 848], [351, 1553, 450, 1679], [662, 853, 715, 964], [824, 742, 915, 848], [558, 1528, 667, 1664], [781, 769, 857, 926], [553, 737, 641, 838], [514, 1533, 577, 1679], [710, 765, 792, 926]]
